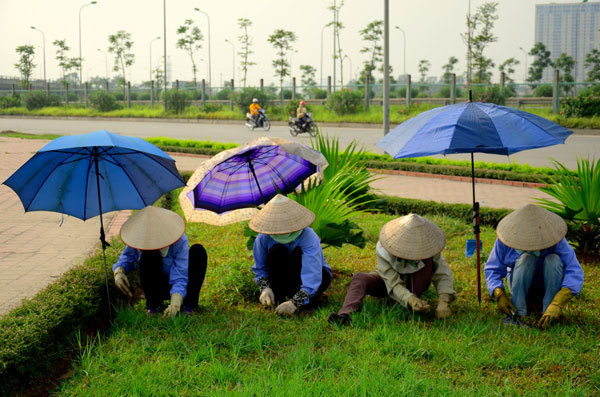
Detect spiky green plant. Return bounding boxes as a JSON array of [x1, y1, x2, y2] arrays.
[[536, 158, 600, 254]]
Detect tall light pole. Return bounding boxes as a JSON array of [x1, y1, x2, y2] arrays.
[[30, 26, 46, 84], [163, 0, 167, 112], [224, 39, 235, 81], [320, 24, 328, 89], [194, 8, 211, 90], [383, 0, 390, 135], [519, 46, 528, 82], [200, 58, 208, 80], [79, 1, 97, 91], [97, 48, 108, 83], [332, 0, 337, 91], [149, 36, 161, 82], [395, 26, 406, 78]]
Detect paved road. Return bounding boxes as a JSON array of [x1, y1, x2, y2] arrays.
[[1, 116, 599, 168]]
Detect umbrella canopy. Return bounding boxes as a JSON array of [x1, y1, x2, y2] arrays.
[[376, 99, 573, 304], [180, 137, 328, 225], [4, 129, 185, 220], [377, 101, 572, 159]]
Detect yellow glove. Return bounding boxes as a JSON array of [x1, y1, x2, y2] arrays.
[[538, 287, 573, 329], [435, 293, 454, 319], [407, 295, 431, 313], [259, 287, 275, 308], [274, 300, 298, 316], [163, 293, 183, 318], [114, 267, 132, 297], [493, 287, 516, 316]]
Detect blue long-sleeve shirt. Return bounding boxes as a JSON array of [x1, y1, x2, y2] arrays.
[[112, 233, 190, 298], [252, 227, 331, 300], [484, 237, 584, 296]]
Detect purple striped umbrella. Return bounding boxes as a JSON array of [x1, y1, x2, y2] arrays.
[[179, 137, 328, 225]]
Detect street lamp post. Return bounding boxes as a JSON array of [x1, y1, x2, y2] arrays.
[[163, 0, 167, 112], [149, 36, 161, 83], [224, 39, 235, 81], [194, 8, 211, 90], [394, 26, 406, 78], [79, 1, 97, 94], [320, 24, 327, 89], [519, 46, 528, 82], [383, 0, 390, 135], [30, 26, 46, 84], [97, 48, 108, 83]]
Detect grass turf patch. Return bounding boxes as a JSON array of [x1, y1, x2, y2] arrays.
[[55, 208, 600, 395]]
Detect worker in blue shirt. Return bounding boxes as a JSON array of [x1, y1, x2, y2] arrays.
[[484, 204, 584, 329], [249, 194, 331, 316], [112, 206, 207, 317]]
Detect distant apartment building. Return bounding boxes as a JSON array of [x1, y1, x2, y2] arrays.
[[535, 1, 600, 82]]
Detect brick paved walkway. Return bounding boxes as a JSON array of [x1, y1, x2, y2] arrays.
[[0, 138, 556, 316]]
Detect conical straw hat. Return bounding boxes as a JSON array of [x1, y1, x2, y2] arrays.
[[120, 206, 186, 250], [379, 214, 446, 260], [249, 194, 315, 235], [497, 204, 567, 251]]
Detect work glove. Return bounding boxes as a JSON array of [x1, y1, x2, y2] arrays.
[[274, 300, 298, 316], [538, 287, 573, 329], [435, 293, 454, 319], [259, 287, 275, 308], [163, 293, 183, 318], [493, 287, 516, 316], [114, 266, 132, 297], [407, 294, 431, 313]]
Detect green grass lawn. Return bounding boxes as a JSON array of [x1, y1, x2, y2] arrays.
[[56, 204, 600, 395]]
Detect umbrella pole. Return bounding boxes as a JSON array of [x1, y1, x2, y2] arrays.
[[246, 154, 266, 204], [471, 153, 482, 305], [94, 153, 113, 322]]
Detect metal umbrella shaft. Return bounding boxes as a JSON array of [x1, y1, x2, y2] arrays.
[[471, 153, 482, 304], [93, 150, 113, 321], [245, 153, 266, 204]]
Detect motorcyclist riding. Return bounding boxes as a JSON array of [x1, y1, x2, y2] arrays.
[[249, 98, 261, 125], [296, 100, 308, 131]]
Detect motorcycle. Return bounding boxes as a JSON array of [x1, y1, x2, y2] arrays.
[[288, 112, 317, 137], [245, 109, 271, 131]]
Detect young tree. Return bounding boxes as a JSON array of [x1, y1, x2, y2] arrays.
[[300, 64, 317, 97], [584, 48, 600, 82], [267, 29, 297, 103], [442, 56, 459, 84], [553, 53, 575, 94], [14, 45, 36, 88], [53, 39, 80, 89], [461, 7, 478, 83], [237, 18, 255, 88], [153, 66, 165, 94], [418, 59, 431, 83], [108, 30, 135, 90], [176, 19, 203, 92], [527, 42, 552, 83], [359, 20, 383, 85], [498, 57, 520, 82], [328, 0, 345, 87], [471, 2, 498, 82]]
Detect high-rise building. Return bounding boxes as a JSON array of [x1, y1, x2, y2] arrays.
[[535, 1, 600, 82]]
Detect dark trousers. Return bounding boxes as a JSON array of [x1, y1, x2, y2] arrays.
[[338, 259, 434, 315], [265, 244, 331, 308], [139, 244, 207, 310]]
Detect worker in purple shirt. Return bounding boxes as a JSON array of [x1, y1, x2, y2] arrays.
[[112, 206, 207, 317], [484, 204, 584, 328], [250, 194, 331, 317]]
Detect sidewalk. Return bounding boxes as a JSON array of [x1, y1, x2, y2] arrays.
[[0, 138, 556, 315]]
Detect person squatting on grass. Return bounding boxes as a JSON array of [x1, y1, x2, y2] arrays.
[[250, 194, 332, 317], [484, 204, 584, 329], [328, 214, 457, 326], [112, 206, 208, 317]]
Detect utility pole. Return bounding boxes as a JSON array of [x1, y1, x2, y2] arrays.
[[383, 0, 390, 134], [333, 0, 337, 92], [163, 0, 167, 112]]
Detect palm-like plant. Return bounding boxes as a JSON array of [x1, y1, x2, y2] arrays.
[[536, 158, 600, 254]]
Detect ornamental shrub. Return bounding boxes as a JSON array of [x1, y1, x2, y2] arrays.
[[468, 84, 506, 105], [164, 89, 191, 114], [232, 87, 273, 114], [21, 91, 61, 110], [534, 84, 553, 97], [562, 95, 600, 118], [326, 89, 364, 114], [285, 99, 300, 117], [0, 95, 21, 109], [89, 90, 119, 112]]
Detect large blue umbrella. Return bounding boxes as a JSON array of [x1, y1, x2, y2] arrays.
[[377, 96, 572, 303], [3, 129, 186, 318]]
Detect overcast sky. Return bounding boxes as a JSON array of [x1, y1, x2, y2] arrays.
[[0, 0, 593, 87]]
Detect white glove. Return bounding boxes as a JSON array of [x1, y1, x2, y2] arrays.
[[407, 294, 431, 313], [163, 293, 183, 318], [259, 287, 275, 308], [275, 300, 298, 316], [114, 266, 132, 297]]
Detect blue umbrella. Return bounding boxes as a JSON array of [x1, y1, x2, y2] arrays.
[[3, 129, 186, 318], [377, 94, 572, 303]]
